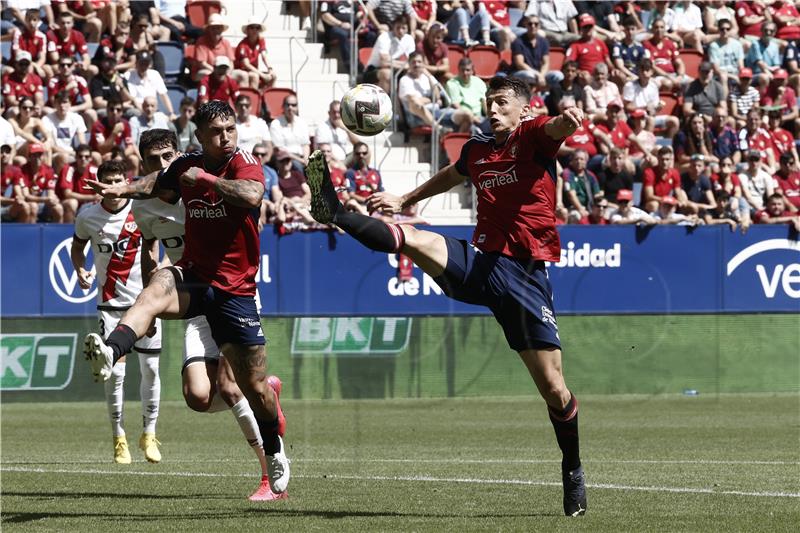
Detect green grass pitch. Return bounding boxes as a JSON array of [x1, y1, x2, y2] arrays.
[[2, 394, 798, 531]]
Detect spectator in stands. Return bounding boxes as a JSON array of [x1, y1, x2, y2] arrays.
[[735, 0, 768, 40], [398, 52, 472, 133], [683, 61, 726, 118], [234, 94, 271, 154], [315, 99, 358, 164], [47, 55, 96, 126], [90, 52, 134, 116], [9, 96, 51, 160], [671, 1, 706, 53], [754, 193, 800, 231], [771, 0, 800, 41], [544, 61, 584, 116], [623, 58, 679, 138], [628, 109, 658, 169], [592, 98, 638, 174], [596, 147, 635, 204], [52, 0, 105, 43], [193, 13, 236, 83], [610, 15, 646, 87], [198, 56, 241, 107], [320, 0, 359, 75], [0, 142, 33, 223], [90, 96, 137, 169], [674, 112, 718, 170], [524, 0, 579, 47], [557, 95, 600, 166], [96, 23, 136, 74], [509, 15, 549, 85], [565, 14, 611, 83], [768, 111, 799, 165], [416, 22, 450, 83], [318, 141, 362, 215], [130, 96, 170, 148], [124, 50, 176, 119], [365, 15, 416, 94], [527, 77, 548, 118], [708, 19, 744, 88], [678, 154, 716, 215], [704, 0, 739, 39], [642, 146, 681, 212], [18, 142, 62, 222], [586, 195, 608, 225], [367, 0, 418, 35], [46, 11, 96, 79], [444, 0, 490, 47], [481, 0, 516, 51], [168, 97, 197, 153], [773, 152, 800, 212], [561, 149, 600, 223], [745, 22, 781, 83], [255, 142, 280, 230], [2, 51, 45, 115], [737, 108, 777, 173], [708, 108, 740, 164], [410, 0, 437, 42], [729, 68, 760, 127], [269, 94, 311, 168], [445, 57, 488, 133], [760, 69, 799, 129], [346, 141, 385, 213], [273, 147, 316, 228], [235, 16, 277, 90], [704, 190, 742, 231], [609, 188, 656, 225], [42, 91, 87, 173], [652, 195, 700, 225], [8, 9, 51, 79], [157, 0, 203, 42], [739, 149, 775, 213], [128, 8, 169, 46], [711, 156, 751, 229], [58, 143, 98, 222], [643, 18, 686, 92], [574, 0, 624, 42]]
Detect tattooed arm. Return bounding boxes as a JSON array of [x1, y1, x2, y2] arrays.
[[180, 168, 265, 208], [86, 170, 178, 201]]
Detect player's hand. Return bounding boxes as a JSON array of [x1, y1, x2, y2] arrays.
[[178, 167, 202, 187], [77, 267, 94, 289], [367, 192, 403, 215], [86, 179, 126, 198], [560, 106, 583, 134]]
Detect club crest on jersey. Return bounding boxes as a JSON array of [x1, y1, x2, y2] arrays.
[[124, 221, 138, 233], [187, 198, 228, 219], [477, 166, 519, 190], [509, 144, 518, 158]]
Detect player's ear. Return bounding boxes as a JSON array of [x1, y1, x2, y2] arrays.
[[520, 103, 531, 119]]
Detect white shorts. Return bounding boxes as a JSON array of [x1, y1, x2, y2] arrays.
[[98, 309, 162, 353], [183, 315, 220, 367]]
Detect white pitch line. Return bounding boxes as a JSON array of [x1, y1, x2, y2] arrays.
[[3, 466, 798, 499]]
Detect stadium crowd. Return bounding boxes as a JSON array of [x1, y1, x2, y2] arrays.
[[1, 0, 799, 232]]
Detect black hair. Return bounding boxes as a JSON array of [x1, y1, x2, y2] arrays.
[[139, 128, 178, 155], [97, 159, 128, 181], [75, 143, 91, 154], [107, 95, 123, 108], [55, 90, 70, 103], [195, 100, 235, 130], [486, 76, 531, 103], [622, 15, 637, 27]]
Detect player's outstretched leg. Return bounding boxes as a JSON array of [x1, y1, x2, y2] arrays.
[[85, 333, 115, 383], [249, 376, 288, 501]]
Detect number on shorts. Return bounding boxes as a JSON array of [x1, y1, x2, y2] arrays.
[[99, 318, 105, 337]]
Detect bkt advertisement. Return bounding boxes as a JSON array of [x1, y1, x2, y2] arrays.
[[1, 225, 798, 317]]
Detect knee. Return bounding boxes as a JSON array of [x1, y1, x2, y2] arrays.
[[183, 389, 211, 412]]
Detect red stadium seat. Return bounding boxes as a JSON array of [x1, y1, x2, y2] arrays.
[[441, 132, 471, 164], [447, 44, 466, 76], [263, 87, 297, 119], [238, 87, 262, 116], [657, 92, 679, 116], [549, 47, 565, 72], [186, 0, 222, 28], [467, 45, 501, 80], [358, 47, 373, 69], [679, 49, 704, 79]]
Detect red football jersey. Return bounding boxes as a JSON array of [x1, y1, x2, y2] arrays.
[[2, 165, 25, 195], [348, 168, 384, 198], [90, 117, 133, 151], [234, 37, 266, 70], [11, 28, 47, 62], [736, 1, 764, 37], [776, 171, 800, 209], [566, 37, 609, 74], [46, 28, 88, 59], [58, 162, 98, 199], [198, 75, 240, 106], [643, 167, 681, 197], [643, 38, 678, 74], [455, 116, 564, 262], [47, 74, 90, 105], [481, 0, 511, 25], [2, 72, 44, 103], [157, 149, 264, 296], [19, 163, 57, 195], [563, 119, 598, 157], [594, 119, 632, 149]]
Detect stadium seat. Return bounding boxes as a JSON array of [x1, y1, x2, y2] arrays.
[[157, 41, 185, 83], [499, 48, 512, 70], [165, 85, 187, 114], [263, 87, 296, 120], [441, 132, 471, 165], [1, 41, 10, 62], [186, 0, 222, 28], [467, 45, 501, 80], [657, 92, 679, 116], [238, 87, 262, 116], [679, 49, 704, 79], [447, 45, 465, 76], [186, 87, 198, 102], [549, 47, 565, 72], [183, 44, 198, 81], [86, 42, 99, 60], [358, 47, 373, 70]]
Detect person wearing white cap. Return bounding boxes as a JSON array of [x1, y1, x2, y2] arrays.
[[193, 13, 236, 82], [235, 16, 276, 90]]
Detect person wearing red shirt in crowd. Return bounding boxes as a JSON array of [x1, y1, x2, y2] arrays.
[[47, 56, 96, 126], [482, 0, 516, 51], [774, 152, 800, 211], [193, 13, 238, 83], [18, 142, 63, 222], [770, 0, 800, 41], [754, 193, 800, 231], [592, 98, 636, 174], [529, 83, 547, 117], [416, 23, 450, 83], [557, 96, 598, 161], [736, 0, 768, 38], [90, 96, 138, 170], [2, 51, 45, 113], [587, 195, 609, 225], [760, 69, 799, 129], [642, 146, 681, 212], [93, 24, 137, 74], [58, 143, 99, 222], [273, 147, 316, 227], [235, 17, 276, 90], [9, 9, 51, 79], [0, 143, 35, 223], [767, 111, 799, 163], [411, 0, 436, 41], [51, 0, 105, 42], [643, 18, 686, 92], [565, 14, 611, 83], [198, 56, 241, 107], [345, 141, 384, 213], [46, 11, 97, 79], [317, 142, 358, 213], [737, 108, 777, 172]]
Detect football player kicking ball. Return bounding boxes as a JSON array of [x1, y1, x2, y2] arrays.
[[133, 129, 286, 500], [84, 100, 290, 495], [71, 160, 162, 465], [306, 77, 587, 516]]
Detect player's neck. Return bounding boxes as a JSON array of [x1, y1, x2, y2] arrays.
[[102, 198, 127, 212]]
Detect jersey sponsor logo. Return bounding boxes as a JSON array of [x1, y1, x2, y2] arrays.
[[187, 198, 228, 219], [49, 237, 97, 303], [1, 334, 76, 390], [477, 166, 519, 191], [291, 317, 411, 356], [552, 242, 622, 268], [726, 239, 800, 299]]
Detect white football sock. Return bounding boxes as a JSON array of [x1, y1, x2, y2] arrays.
[[138, 353, 160, 434], [105, 361, 126, 437], [231, 398, 268, 476]]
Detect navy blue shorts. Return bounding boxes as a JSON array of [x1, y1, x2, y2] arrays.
[[175, 268, 266, 347], [433, 238, 561, 352]]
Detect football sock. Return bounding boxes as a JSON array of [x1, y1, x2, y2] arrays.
[[106, 324, 139, 363], [256, 416, 282, 456], [548, 392, 581, 472], [138, 353, 160, 434], [333, 210, 405, 253], [231, 398, 269, 476], [105, 361, 126, 437]]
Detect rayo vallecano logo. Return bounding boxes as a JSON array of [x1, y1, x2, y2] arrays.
[[726, 239, 800, 298], [49, 238, 96, 304]]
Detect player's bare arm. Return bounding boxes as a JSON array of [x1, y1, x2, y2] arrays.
[[87, 170, 161, 200], [179, 167, 264, 208], [367, 165, 466, 215], [545, 107, 584, 140], [69, 236, 94, 290]]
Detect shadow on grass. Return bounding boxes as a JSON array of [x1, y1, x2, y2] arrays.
[[1, 511, 245, 525], [245, 508, 559, 519], [2, 490, 237, 501]]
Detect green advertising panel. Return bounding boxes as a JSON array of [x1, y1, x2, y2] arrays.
[[1, 334, 76, 390]]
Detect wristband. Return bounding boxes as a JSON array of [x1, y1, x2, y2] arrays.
[[195, 170, 218, 189]]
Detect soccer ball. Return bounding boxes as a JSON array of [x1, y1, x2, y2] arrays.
[[340, 84, 393, 136]]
